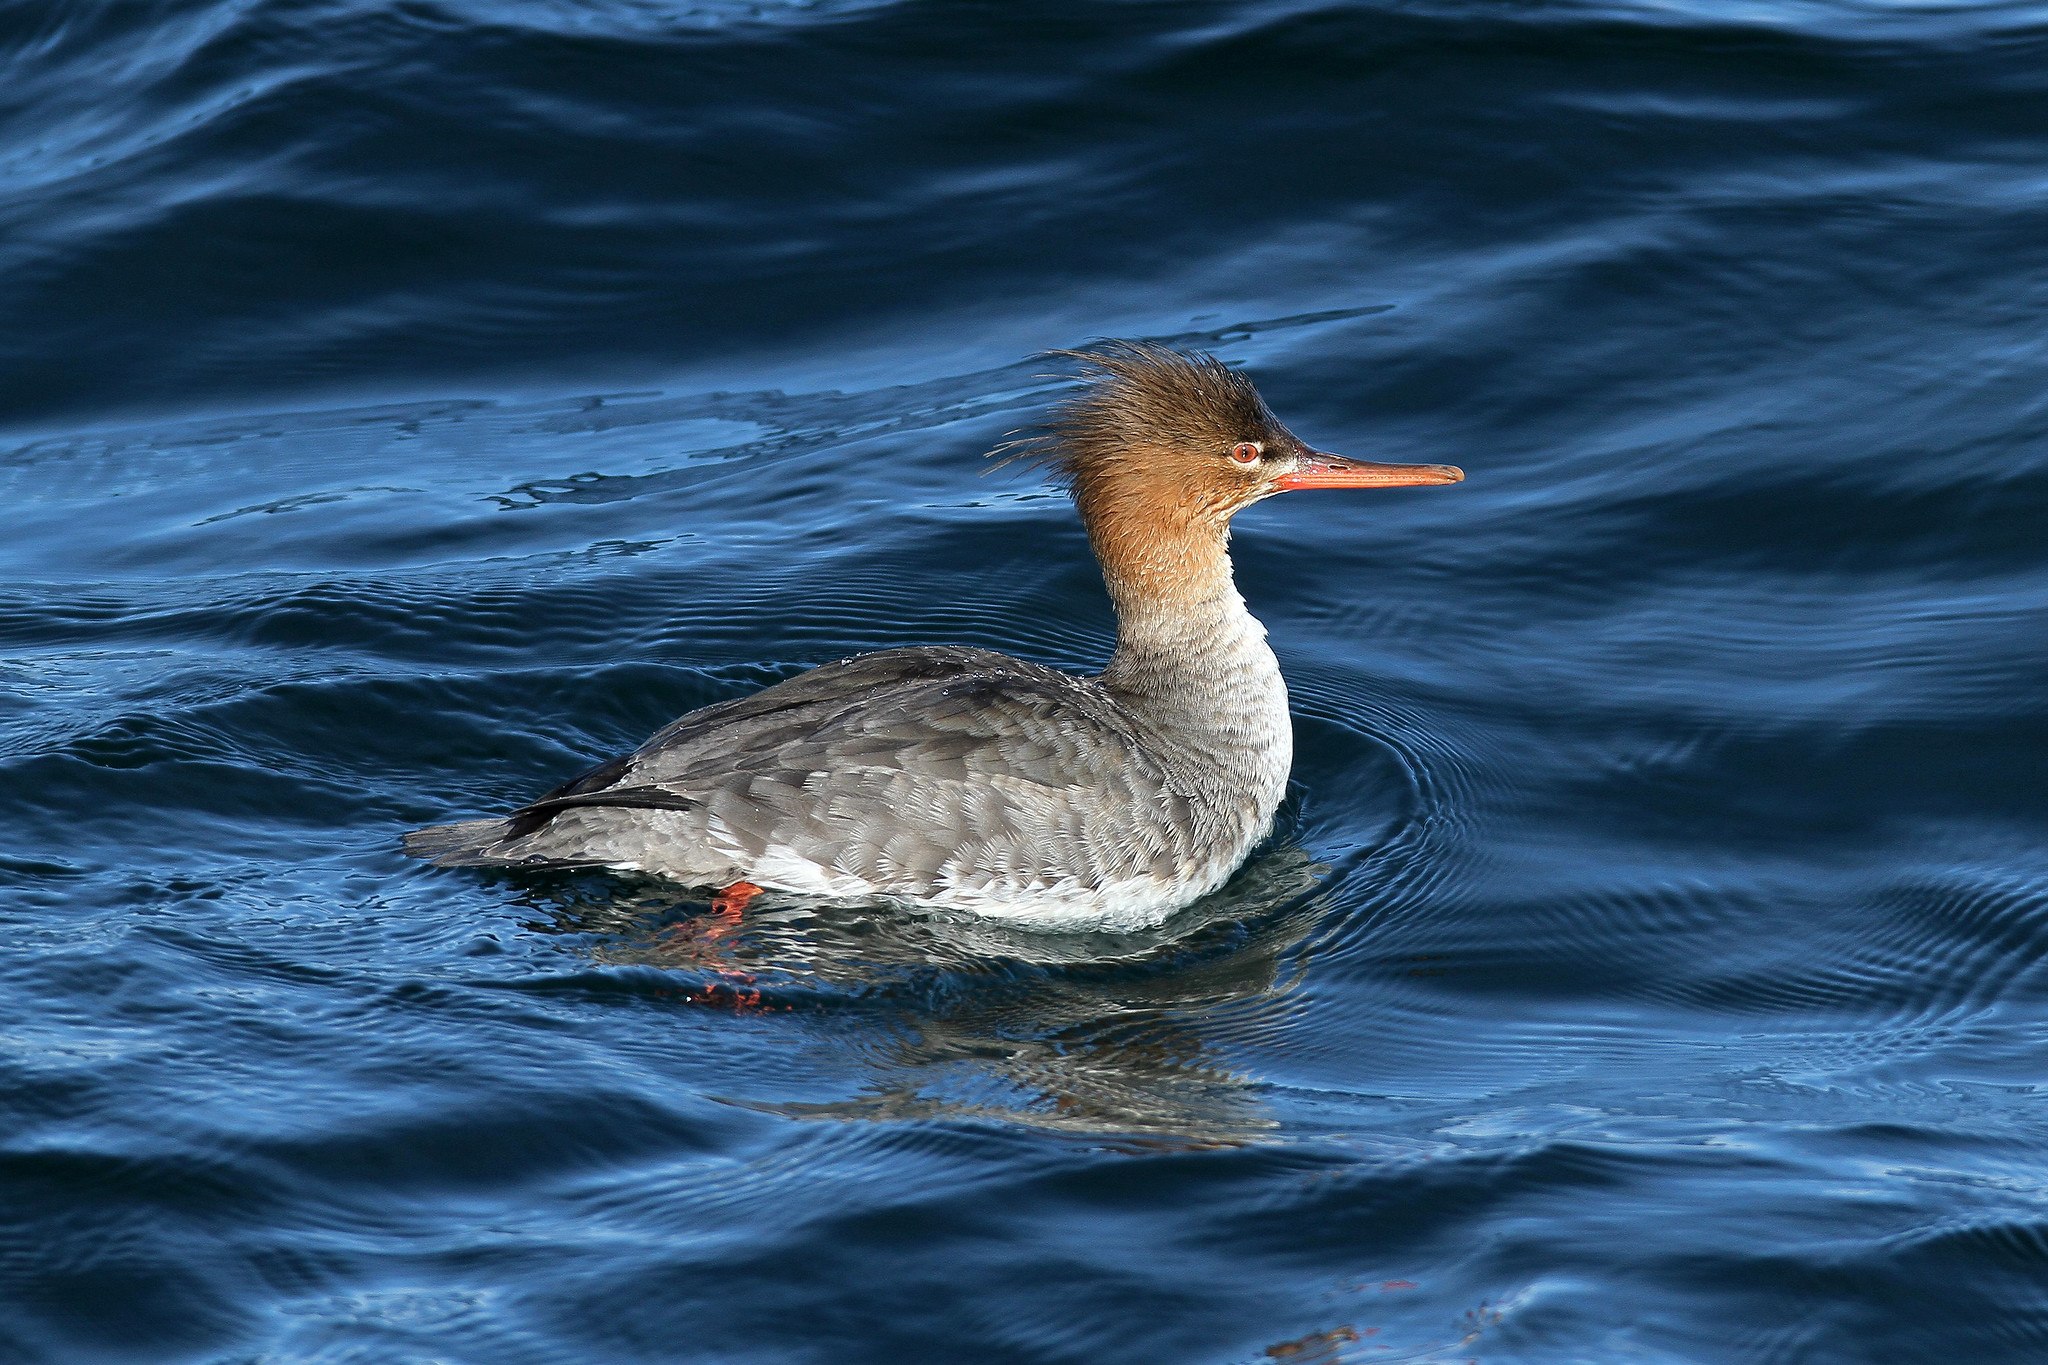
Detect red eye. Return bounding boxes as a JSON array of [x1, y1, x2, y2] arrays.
[[1229, 442, 1261, 466]]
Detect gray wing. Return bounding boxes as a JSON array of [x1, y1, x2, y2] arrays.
[[505, 647, 1021, 825], [406, 647, 1198, 895]]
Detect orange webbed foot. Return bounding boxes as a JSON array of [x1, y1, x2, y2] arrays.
[[709, 880, 764, 929]]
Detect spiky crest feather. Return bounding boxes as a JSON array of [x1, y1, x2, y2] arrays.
[[989, 341, 1303, 604], [990, 341, 1286, 488]]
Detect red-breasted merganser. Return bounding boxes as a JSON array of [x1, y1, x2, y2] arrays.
[[404, 343, 1463, 928]]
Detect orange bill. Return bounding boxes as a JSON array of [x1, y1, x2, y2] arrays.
[[1275, 453, 1465, 491]]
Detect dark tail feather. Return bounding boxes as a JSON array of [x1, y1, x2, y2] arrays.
[[400, 818, 534, 867], [404, 783, 694, 869]]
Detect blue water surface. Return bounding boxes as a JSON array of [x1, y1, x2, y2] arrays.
[[4, 0, 2047, 1360]]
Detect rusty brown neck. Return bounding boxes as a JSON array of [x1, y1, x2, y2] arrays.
[[1080, 496, 1261, 681], [1080, 493, 1293, 836]]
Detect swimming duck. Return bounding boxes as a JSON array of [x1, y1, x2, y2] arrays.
[[404, 342, 1462, 927]]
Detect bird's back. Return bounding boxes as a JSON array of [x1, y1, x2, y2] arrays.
[[404, 645, 1262, 923]]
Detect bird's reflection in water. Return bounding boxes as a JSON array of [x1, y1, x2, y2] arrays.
[[515, 846, 1333, 1147]]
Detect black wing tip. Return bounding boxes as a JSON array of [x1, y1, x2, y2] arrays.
[[503, 785, 700, 840]]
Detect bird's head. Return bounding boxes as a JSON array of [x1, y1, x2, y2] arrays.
[[1001, 343, 1462, 592]]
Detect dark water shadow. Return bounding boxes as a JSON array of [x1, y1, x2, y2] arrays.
[[508, 843, 1336, 1148]]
